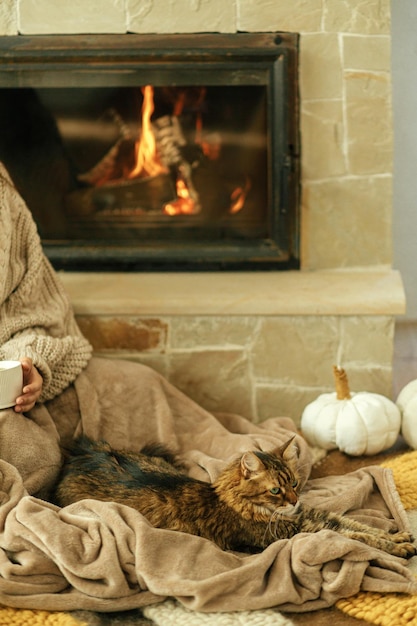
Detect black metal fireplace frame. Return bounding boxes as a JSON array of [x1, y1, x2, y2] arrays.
[[0, 33, 300, 271]]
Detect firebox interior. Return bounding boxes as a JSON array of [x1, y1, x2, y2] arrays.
[[0, 33, 299, 271]]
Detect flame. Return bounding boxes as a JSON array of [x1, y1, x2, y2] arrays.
[[173, 91, 186, 117], [229, 177, 251, 214], [163, 178, 196, 215], [128, 86, 167, 179], [195, 112, 221, 161], [128, 85, 201, 216]]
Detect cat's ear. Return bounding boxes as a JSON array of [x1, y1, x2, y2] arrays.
[[277, 436, 298, 461], [240, 451, 264, 479]]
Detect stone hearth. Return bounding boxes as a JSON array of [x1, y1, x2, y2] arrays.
[[1, 0, 401, 424]]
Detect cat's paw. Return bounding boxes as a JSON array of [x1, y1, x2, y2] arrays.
[[390, 530, 414, 544], [391, 541, 417, 559]]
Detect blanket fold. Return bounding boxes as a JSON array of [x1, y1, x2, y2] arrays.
[[0, 477, 415, 613], [0, 357, 415, 614]]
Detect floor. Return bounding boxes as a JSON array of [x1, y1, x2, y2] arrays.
[[393, 319, 417, 398]]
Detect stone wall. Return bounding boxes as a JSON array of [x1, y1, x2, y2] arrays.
[[2, 0, 393, 271], [60, 270, 404, 424], [1, 0, 403, 425], [75, 312, 394, 423]]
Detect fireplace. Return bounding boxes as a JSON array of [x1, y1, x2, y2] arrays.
[[0, 33, 299, 271]]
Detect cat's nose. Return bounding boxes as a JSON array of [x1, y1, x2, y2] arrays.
[[281, 501, 299, 515], [287, 489, 298, 505]]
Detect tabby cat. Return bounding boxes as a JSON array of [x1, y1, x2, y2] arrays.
[[53, 436, 416, 557]]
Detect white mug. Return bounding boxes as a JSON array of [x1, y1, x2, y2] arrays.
[[0, 361, 23, 410]]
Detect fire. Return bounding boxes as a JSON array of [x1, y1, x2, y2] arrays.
[[229, 177, 251, 214], [163, 178, 196, 215], [128, 86, 167, 179], [129, 86, 200, 216], [80, 85, 249, 216], [195, 115, 221, 161]]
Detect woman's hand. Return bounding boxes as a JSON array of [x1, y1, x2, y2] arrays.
[[14, 358, 43, 413]]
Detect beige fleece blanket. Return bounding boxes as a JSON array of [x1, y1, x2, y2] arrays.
[[0, 357, 415, 614]]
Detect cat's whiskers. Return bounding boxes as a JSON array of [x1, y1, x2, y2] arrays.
[[264, 503, 300, 542], [274, 502, 299, 520]]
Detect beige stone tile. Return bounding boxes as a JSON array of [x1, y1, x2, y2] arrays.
[[18, 0, 126, 34], [62, 270, 405, 317], [76, 316, 168, 352], [0, 0, 17, 35], [300, 34, 343, 100], [168, 349, 254, 417], [256, 364, 393, 426], [252, 316, 340, 386], [343, 34, 391, 71], [302, 176, 392, 269], [238, 0, 322, 33], [340, 316, 394, 366], [301, 100, 346, 180], [255, 384, 330, 426], [170, 317, 258, 349], [345, 69, 391, 100], [127, 0, 236, 33], [324, 0, 390, 35], [345, 71, 392, 174]]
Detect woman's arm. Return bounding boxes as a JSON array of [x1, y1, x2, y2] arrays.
[[0, 163, 93, 403]]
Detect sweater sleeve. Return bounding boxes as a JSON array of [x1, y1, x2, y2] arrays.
[[0, 163, 93, 402], [0, 331, 92, 402]]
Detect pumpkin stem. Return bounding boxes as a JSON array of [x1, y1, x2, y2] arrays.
[[333, 365, 351, 400]]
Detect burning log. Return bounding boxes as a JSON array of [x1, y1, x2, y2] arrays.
[[75, 88, 201, 216], [65, 174, 177, 217], [77, 108, 135, 187], [153, 115, 201, 213]]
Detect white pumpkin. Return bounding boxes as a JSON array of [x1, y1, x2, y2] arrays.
[[396, 379, 417, 449], [301, 366, 401, 456]]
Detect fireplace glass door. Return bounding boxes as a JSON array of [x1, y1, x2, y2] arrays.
[[0, 33, 299, 270]]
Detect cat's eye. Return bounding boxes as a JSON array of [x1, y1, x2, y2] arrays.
[[270, 487, 280, 495], [292, 479, 298, 488]]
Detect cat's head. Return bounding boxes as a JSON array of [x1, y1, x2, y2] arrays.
[[237, 437, 300, 516]]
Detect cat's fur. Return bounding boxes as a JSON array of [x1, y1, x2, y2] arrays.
[[53, 436, 416, 557]]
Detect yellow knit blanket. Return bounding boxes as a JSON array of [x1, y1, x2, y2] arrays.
[[337, 450, 417, 625], [0, 607, 86, 626]]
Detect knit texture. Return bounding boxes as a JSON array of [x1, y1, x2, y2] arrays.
[[0, 607, 87, 626], [336, 449, 417, 625], [0, 163, 92, 401], [143, 599, 294, 626]]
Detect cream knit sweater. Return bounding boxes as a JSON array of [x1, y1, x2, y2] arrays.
[[0, 163, 92, 402]]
